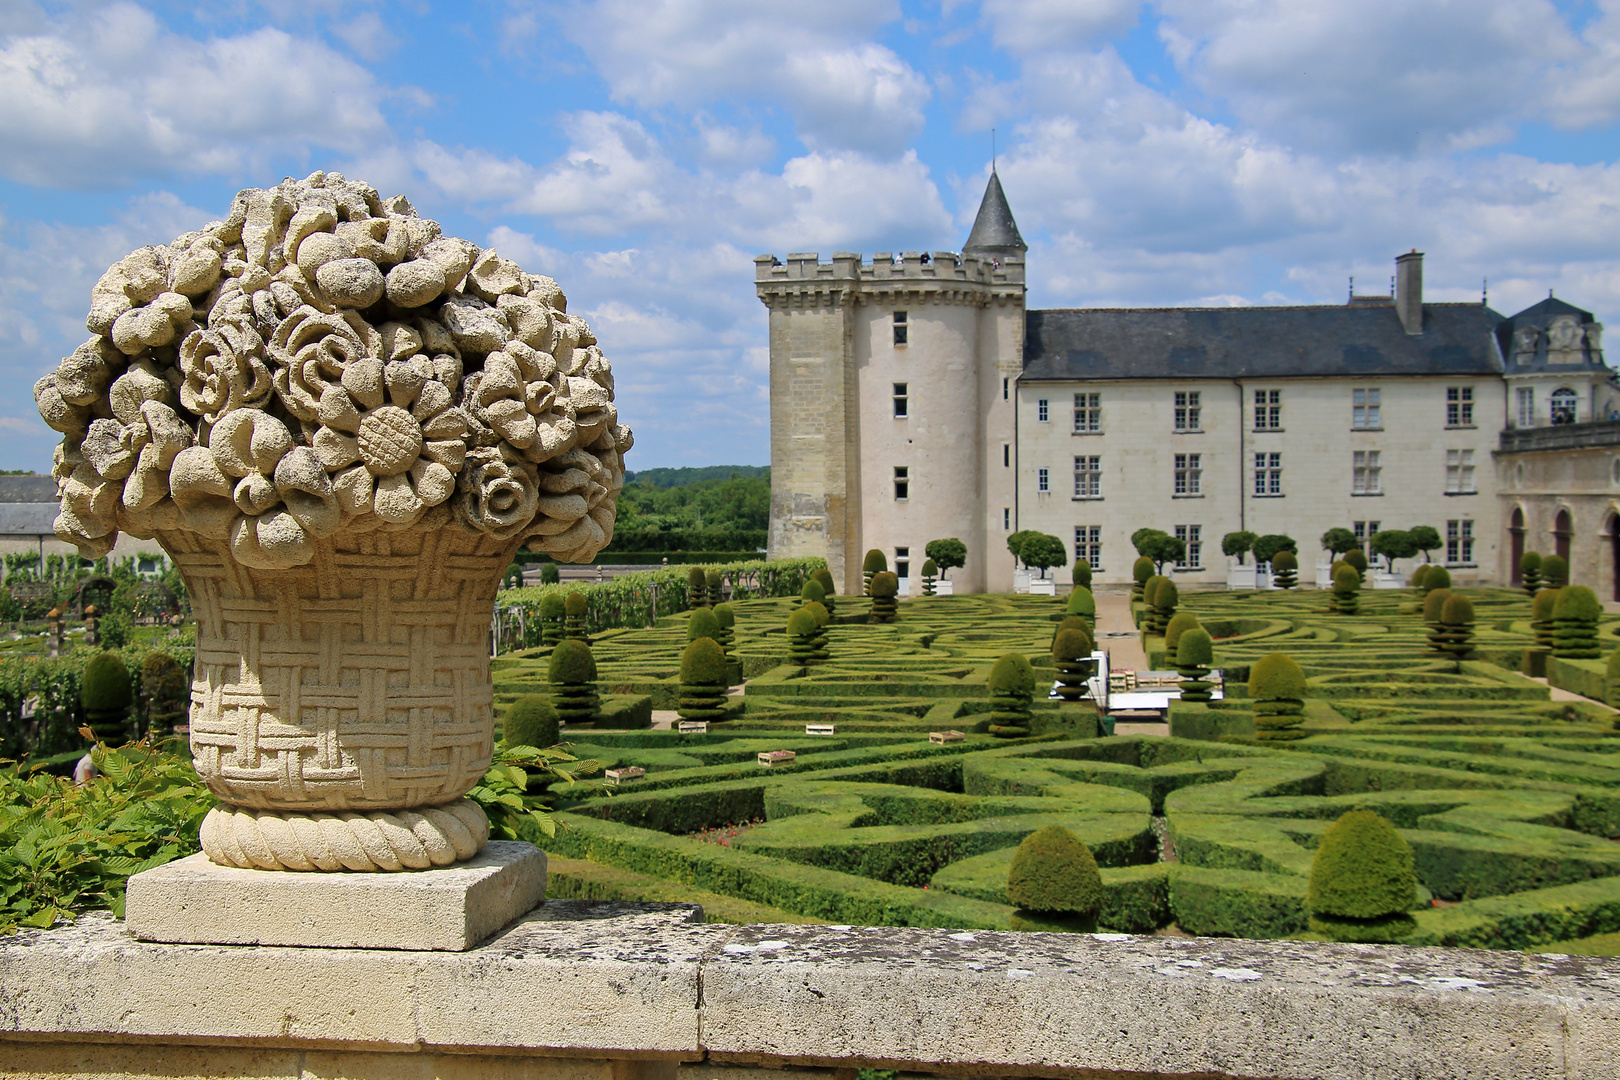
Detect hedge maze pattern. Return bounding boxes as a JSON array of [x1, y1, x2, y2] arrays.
[[493, 585, 1620, 949]]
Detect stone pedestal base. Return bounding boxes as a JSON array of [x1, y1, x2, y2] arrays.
[[125, 841, 546, 951]]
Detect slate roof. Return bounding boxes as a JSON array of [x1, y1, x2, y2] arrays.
[[0, 502, 57, 538], [1021, 302, 1505, 382], [1495, 296, 1609, 375], [0, 475, 58, 503], [963, 171, 1026, 255]]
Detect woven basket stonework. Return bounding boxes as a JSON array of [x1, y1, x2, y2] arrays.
[[162, 524, 517, 813]]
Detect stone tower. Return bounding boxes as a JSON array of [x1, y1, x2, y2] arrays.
[[756, 172, 1027, 594]]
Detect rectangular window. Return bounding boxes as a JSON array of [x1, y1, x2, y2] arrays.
[[1037, 398, 1049, 423], [1253, 388, 1282, 430], [1174, 524, 1202, 570], [1074, 525, 1102, 572], [893, 466, 909, 500], [1353, 450, 1382, 494], [1353, 520, 1382, 557], [1446, 519, 1475, 565], [1174, 452, 1202, 495], [892, 311, 907, 346], [1517, 387, 1534, 428], [892, 382, 908, 418], [1003, 507, 1010, 530], [895, 546, 910, 579], [1037, 467, 1049, 493], [1254, 452, 1282, 496], [1446, 386, 1474, 427], [1002, 377, 1008, 401], [1003, 443, 1010, 467], [1352, 387, 1382, 429], [1174, 390, 1201, 432], [1073, 455, 1101, 499], [1073, 392, 1101, 433], [1445, 449, 1476, 494]]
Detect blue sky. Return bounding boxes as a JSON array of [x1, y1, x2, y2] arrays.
[[3, 0, 1620, 471]]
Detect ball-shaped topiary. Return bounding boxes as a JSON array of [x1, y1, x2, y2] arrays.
[[539, 592, 566, 646], [810, 567, 837, 614], [1006, 825, 1104, 925], [1130, 556, 1154, 602], [1410, 563, 1430, 590], [787, 608, 822, 666], [1343, 548, 1369, 578], [987, 652, 1036, 738], [1542, 554, 1569, 589], [1331, 564, 1361, 615], [1531, 588, 1561, 650], [502, 695, 560, 749], [800, 578, 826, 606], [1175, 628, 1215, 702], [140, 651, 188, 739], [1149, 577, 1179, 636], [1422, 587, 1452, 628], [1249, 652, 1307, 741], [1163, 611, 1201, 657], [548, 638, 600, 726], [862, 549, 887, 595], [677, 637, 730, 721], [1051, 626, 1096, 702], [1307, 808, 1417, 942], [563, 591, 589, 640], [919, 559, 939, 596], [869, 570, 900, 623], [1422, 565, 1451, 593], [706, 568, 724, 604], [1270, 549, 1298, 590], [1553, 584, 1603, 658], [539, 562, 560, 584], [503, 563, 524, 589], [1065, 586, 1096, 633], [1519, 550, 1543, 595], [687, 566, 710, 608], [688, 607, 721, 644], [1433, 593, 1476, 665], [1138, 574, 1166, 631], [81, 652, 133, 745], [711, 601, 737, 657], [1072, 559, 1093, 590]]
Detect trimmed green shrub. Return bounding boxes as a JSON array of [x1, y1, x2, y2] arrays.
[[677, 638, 730, 722], [811, 568, 837, 614], [1007, 825, 1103, 924], [688, 608, 721, 644], [1018, 532, 1067, 578], [539, 593, 566, 647], [869, 571, 899, 623], [1052, 626, 1096, 702], [800, 578, 827, 609], [706, 568, 724, 607], [1422, 587, 1452, 630], [1163, 611, 1201, 656], [1542, 554, 1569, 589], [786, 608, 822, 667], [1222, 530, 1258, 565], [564, 591, 589, 640], [920, 559, 938, 596], [987, 653, 1035, 738], [800, 600, 832, 660], [548, 638, 600, 726], [1607, 647, 1620, 709], [1331, 564, 1360, 615], [1270, 549, 1298, 590], [1175, 628, 1215, 703], [1307, 808, 1417, 943], [502, 695, 560, 749], [1065, 587, 1096, 635], [687, 566, 710, 609], [1072, 558, 1092, 590], [1520, 551, 1543, 595], [503, 563, 524, 589], [539, 562, 560, 585], [1343, 548, 1368, 579], [1532, 588, 1561, 650], [803, 599, 830, 627], [1422, 565, 1451, 593], [1131, 557, 1154, 602], [1249, 653, 1306, 742], [862, 549, 887, 595], [1252, 534, 1297, 565], [1553, 585, 1602, 659], [1433, 593, 1476, 667], [80, 652, 132, 745], [140, 652, 188, 738], [1411, 563, 1430, 590], [711, 602, 737, 660], [1150, 577, 1179, 636], [924, 538, 966, 581]]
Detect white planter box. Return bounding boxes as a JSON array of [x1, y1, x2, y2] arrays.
[[1227, 565, 1258, 590], [897, 576, 911, 596], [935, 579, 954, 596], [1013, 570, 1031, 594], [1029, 580, 1056, 596], [1372, 571, 1406, 590]]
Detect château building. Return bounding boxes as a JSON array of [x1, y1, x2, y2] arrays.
[[757, 175, 1619, 595]]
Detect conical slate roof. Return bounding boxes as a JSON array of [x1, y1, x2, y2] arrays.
[[963, 170, 1026, 255]]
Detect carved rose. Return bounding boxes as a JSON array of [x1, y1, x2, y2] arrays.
[[268, 306, 371, 423], [179, 315, 274, 420], [455, 447, 539, 541]]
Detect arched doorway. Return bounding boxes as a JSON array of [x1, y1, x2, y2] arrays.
[[1509, 507, 1525, 583], [1554, 508, 1573, 564]]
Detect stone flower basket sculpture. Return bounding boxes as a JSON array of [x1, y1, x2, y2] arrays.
[[36, 172, 630, 872]]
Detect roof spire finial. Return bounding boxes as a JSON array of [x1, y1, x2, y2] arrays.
[[992, 127, 997, 171], [1482, 277, 1488, 305]]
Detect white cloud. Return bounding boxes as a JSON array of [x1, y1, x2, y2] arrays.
[[981, 0, 1141, 55], [0, 2, 393, 187], [332, 10, 400, 62]]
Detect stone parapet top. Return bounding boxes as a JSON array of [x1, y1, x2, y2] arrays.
[[5, 904, 1620, 1080], [755, 250, 1025, 288], [1498, 418, 1620, 454]]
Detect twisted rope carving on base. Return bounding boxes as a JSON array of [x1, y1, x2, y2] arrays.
[[199, 799, 490, 871]]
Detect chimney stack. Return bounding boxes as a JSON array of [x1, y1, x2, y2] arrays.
[[1395, 250, 1423, 335]]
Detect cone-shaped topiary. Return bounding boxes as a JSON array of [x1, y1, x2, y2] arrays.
[[548, 638, 600, 726], [1131, 556, 1154, 602], [712, 602, 737, 663], [1607, 646, 1620, 708], [1271, 549, 1298, 590], [862, 549, 887, 595], [81, 652, 132, 745], [678, 637, 730, 721], [787, 608, 822, 667], [1175, 628, 1215, 702], [987, 652, 1036, 738], [1007, 825, 1103, 930], [539, 593, 565, 646], [1422, 565, 1451, 593], [140, 651, 188, 738], [1331, 564, 1361, 615], [1531, 588, 1561, 650], [1343, 548, 1368, 579], [1249, 652, 1307, 742], [503, 563, 524, 589], [688, 566, 710, 609], [1520, 551, 1543, 595], [1434, 593, 1476, 667], [869, 570, 900, 623], [811, 567, 837, 615], [1072, 558, 1093, 590], [502, 695, 559, 749], [1553, 585, 1603, 658], [1542, 554, 1569, 589], [920, 559, 938, 595], [1411, 563, 1430, 590], [1307, 808, 1417, 942], [706, 569, 724, 607], [1150, 577, 1179, 636], [563, 591, 590, 641], [1163, 611, 1201, 657], [688, 607, 721, 644], [1052, 626, 1096, 702]]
